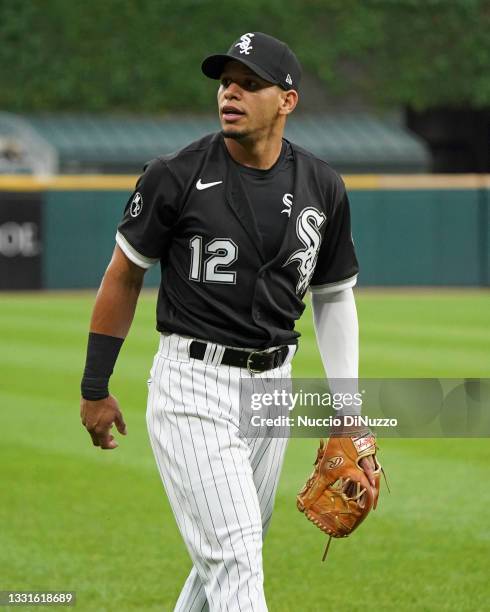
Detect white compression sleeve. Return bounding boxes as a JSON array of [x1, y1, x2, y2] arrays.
[[311, 288, 359, 405]]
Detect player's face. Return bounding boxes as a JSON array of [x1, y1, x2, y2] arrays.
[[217, 61, 287, 141]]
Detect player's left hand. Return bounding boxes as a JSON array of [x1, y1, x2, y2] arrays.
[[329, 424, 378, 492]]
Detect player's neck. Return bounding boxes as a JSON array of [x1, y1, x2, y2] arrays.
[[224, 134, 284, 170]]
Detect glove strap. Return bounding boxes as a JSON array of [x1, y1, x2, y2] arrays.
[[351, 431, 377, 459]]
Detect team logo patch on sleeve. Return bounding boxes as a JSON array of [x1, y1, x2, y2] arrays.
[[130, 192, 143, 217]]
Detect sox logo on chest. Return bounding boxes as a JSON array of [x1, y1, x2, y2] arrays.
[[284, 207, 326, 295]]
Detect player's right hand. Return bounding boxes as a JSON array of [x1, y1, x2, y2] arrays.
[[80, 394, 127, 450]]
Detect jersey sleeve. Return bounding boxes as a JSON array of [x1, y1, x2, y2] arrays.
[[309, 182, 359, 294], [116, 158, 181, 269]]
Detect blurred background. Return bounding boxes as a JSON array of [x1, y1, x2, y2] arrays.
[[1, 2, 489, 611], [0, 0, 489, 290]]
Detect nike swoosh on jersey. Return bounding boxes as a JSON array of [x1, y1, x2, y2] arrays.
[[196, 178, 223, 190]]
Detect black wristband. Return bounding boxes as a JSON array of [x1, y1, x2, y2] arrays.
[[81, 332, 124, 401]]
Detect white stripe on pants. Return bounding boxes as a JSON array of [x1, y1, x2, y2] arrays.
[[146, 333, 294, 612]]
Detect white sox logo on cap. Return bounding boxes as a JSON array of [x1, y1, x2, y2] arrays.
[[235, 33, 254, 55], [202, 32, 301, 92], [130, 192, 143, 217]]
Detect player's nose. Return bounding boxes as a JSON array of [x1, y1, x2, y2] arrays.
[[223, 80, 243, 99]]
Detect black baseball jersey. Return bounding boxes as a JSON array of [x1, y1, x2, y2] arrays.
[[234, 140, 293, 261], [116, 132, 358, 348]]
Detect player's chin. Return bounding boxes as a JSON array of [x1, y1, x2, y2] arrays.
[[220, 127, 250, 140]]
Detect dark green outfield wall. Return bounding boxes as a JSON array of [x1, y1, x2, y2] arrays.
[[351, 189, 487, 286], [43, 190, 161, 289], [44, 187, 490, 289], [1, 183, 489, 289]]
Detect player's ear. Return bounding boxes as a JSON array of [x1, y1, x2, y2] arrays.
[[278, 89, 298, 116]]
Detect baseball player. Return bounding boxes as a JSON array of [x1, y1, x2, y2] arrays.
[[80, 32, 376, 611]]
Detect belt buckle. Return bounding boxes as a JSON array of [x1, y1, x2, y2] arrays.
[[247, 350, 266, 375]]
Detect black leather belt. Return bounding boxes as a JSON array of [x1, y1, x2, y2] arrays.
[[189, 341, 290, 374]]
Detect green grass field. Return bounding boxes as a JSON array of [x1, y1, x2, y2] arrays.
[[1, 289, 489, 611]]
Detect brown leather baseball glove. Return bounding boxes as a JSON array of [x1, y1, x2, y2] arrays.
[[297, 431, 383, 558]]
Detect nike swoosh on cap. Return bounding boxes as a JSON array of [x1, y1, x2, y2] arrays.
[[196, 178, 223, 190]]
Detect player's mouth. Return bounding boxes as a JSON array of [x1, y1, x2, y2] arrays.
[[221, 105, 246, 123]]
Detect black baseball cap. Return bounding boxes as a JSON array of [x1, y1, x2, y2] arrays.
[[202, 32, 301, 92]]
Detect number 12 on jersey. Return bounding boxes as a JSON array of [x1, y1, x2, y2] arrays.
[[189, 236, 238, 284]]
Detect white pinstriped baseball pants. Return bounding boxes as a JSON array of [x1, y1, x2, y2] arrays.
[[146, 333, 294, 612]]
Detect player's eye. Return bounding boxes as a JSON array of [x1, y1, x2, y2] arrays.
[[244, 79, 258, 91], [220, 77, 232, 88]]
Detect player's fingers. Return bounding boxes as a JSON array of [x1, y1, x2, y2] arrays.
[[88, 429, 100, 447], [94, 423, 112, 448], [114, 411, 127, 435], [102, 434, 118, 450], [99, 431, 118, 450]]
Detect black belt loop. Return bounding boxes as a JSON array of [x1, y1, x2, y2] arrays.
[[189, 341, 290, 373]]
